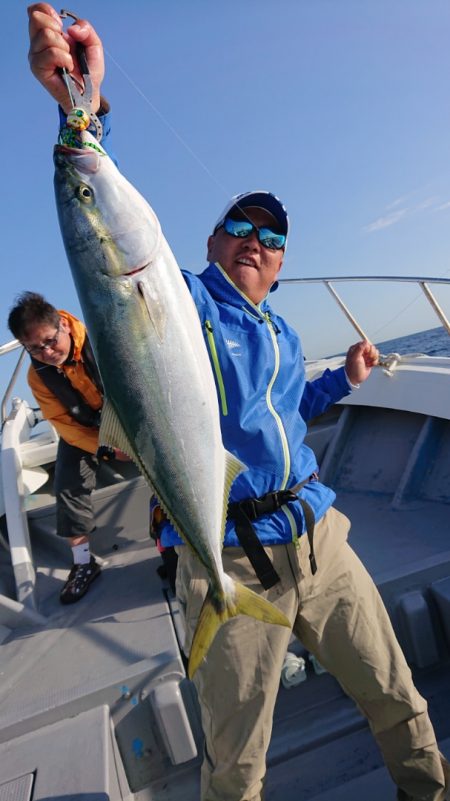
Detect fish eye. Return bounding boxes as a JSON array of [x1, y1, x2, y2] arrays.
[[78, 184, 93, 203]]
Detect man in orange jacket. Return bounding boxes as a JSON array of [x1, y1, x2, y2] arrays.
[[8, 291, 128, 603]]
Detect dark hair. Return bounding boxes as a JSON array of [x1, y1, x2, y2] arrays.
[[8, 292, 60, 341]]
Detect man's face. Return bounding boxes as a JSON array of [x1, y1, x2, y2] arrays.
[[207, 207, 284, 304], [21, 317, 72, 366]]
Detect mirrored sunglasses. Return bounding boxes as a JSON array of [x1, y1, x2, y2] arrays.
[[220, 217, 286, 251]]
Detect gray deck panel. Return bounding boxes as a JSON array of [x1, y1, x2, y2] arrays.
[[267, 698, 450, 801], [0, 705, 121, 801], [309, 735, 450, 800], [0, 544, 182, 723], [335, 492, 450, 580], [308, 766, 396, 801]]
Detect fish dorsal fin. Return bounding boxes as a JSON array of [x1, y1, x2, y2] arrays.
[[221, 450, 247, 544], [99, 398, 140, 465]]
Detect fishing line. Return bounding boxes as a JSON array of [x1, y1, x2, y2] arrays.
[[103, 49, 282, 237], [371, 265, 450, 339], [104, 47, 237, 205], [371, 293, 423, 338]]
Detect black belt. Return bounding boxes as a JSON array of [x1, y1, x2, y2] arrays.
[[228, 477, 318, 590]]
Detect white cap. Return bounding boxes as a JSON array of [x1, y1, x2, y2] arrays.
[[213, 190, 289, 238]]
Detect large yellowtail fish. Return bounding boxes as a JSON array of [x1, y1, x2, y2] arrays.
[[53, 131, 290, 677]]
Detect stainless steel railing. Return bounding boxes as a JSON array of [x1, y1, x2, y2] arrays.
[[1, 276, 450, 425], [278, 275, 450, 342], [0, 341, 24, 429]]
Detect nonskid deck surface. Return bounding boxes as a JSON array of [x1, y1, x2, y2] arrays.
[[1, 461, 449, 797], [0, 541, 178, 724], [0, 537, 202, 801], [267, 735, 450, 801], [336, 491, 450, 581]]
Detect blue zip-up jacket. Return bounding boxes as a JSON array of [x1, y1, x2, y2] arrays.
[[160, 261, 351, 548]]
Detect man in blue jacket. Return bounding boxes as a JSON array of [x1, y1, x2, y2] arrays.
[[27, 6, 449, 801]]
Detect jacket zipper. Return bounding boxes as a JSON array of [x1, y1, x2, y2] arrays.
[[204, 320, 228, 416], [263, 313, 291, 489], [263, 313, 299, 545]]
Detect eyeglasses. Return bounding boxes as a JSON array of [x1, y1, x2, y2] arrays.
[[218, 217, 286, 251], [24, 323, 61, 356]]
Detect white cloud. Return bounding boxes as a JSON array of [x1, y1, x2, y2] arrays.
[[364, 186, 450, 234], [385, 195, 409, 210], [363, 208, 407, 233], [415, 196, 438, 211]]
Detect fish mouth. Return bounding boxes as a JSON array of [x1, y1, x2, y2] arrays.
[[54, 143, 96, 157], [54, 137, 107, 157], [54, 142, 104, 175], [55, 144, 81, 154]]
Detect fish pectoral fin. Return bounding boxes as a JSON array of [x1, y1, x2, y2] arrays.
[[138, 278, 166, 342], [188, 581, 290, 679], [98, 398, 140, 463]]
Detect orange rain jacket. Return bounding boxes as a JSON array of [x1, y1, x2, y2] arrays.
[[27, 311, 103, 455]]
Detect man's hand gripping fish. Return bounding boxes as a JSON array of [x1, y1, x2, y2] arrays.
[[53, 130, 290, 677]]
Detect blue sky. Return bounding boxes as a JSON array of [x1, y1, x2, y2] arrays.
[[3, 0, 450, 404]]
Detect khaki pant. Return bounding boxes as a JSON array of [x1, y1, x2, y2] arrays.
[[176, 507, 448, 801]]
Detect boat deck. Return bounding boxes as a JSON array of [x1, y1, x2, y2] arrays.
[[1, 384, 450, 799]]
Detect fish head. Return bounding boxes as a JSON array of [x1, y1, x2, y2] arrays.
[[53, 130, 161, 282]]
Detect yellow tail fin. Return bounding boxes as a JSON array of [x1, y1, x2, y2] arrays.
[[188, 582, 290, 679]]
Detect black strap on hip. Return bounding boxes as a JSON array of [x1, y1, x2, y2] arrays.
[[228, 477, 318, 591]]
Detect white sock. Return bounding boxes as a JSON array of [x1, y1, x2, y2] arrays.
[[71, 542, 91, 565]]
